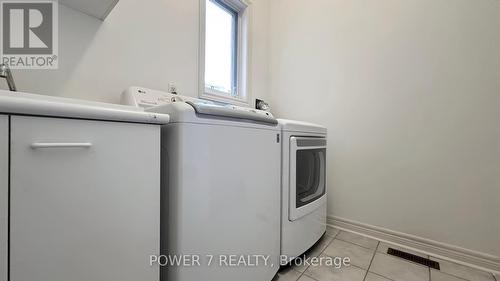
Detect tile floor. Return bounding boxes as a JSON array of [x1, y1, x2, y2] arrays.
[[274, 227, 497, 281]]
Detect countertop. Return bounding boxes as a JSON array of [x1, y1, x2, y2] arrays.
[[0, 90, 169, 124]]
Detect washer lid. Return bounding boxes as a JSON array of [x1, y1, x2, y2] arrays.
[[278, 118, 327, 134]]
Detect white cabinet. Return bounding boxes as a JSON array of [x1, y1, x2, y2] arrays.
[[9, 116, 160, 281], [0, 115, 7, 281]]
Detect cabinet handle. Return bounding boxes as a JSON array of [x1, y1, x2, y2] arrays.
[[31, 142, 93, 149]]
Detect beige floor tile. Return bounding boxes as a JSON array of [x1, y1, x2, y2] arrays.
[[289, 234, 335, 273], [297, 275, 317, 281], [326, 226, 340, 237], [304, 262, 366, 281], [377, 242, 428, 259], [430, 257, 495, 281], [323, 239, 375, 269], [365, 272, 393, 281], [336, 231, 378, 249], [431, 269, 468, 281], [307, 234, 335, 257], [369, 253, 429, 281], [275, 266, 302, 281]]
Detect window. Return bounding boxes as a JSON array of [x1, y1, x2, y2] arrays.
[[200, 0, 249, 104], [205, 0, 237, 95]]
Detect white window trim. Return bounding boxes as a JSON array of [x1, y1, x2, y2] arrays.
[[199, 0, 252, 106]]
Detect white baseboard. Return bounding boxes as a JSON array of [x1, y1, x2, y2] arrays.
[[327, 216, 500, 275]]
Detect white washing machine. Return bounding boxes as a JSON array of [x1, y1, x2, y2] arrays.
[[122, 87, 281, 281], [278, 119, 327, 260]]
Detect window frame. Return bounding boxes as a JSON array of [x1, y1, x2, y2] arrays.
[[199, 0, 250, 105]]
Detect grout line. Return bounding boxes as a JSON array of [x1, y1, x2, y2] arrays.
[[297, 231, 338, 280], [428, 262, 485, 281], [432, 270, 470, 281], [362, 241, 380, 281], [299, 271, 319, 281], [335, 236, 377, 251], [320, 231, 338, 255], [341, 263, 366, 271], [295, 262, 316, 281], [335, 229, 380, 250], [293, 231, 338, 281], [295, 268, 308, 281], [430, 257, 495, 281], [294, 229, 342, 281], [302, 263, 369, 281], [370, 272, 397, 281]]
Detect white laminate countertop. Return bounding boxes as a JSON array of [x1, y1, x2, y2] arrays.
[[0, 90, 169, 124]]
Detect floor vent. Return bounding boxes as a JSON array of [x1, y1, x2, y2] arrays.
[[387, 248, 440, 270]]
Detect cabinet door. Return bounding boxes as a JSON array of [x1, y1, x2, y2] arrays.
[[0, 115, 7, 281], [10, 116, 160, 281]]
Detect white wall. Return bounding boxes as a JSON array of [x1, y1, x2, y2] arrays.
[[268, 0, 500, 257], [2, 0, 270, 104], [3, 0, 499, 260]]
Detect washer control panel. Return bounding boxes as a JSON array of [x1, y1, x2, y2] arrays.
[[121, 86, 275, 120]]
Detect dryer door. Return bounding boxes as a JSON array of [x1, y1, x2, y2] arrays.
[[289, 137, 327, 221]]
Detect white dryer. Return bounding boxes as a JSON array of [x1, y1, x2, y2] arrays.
[[278, 119, 327, 260], [122, 87, 281, 281]]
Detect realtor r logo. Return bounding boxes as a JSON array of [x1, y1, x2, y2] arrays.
[[1, 0, 58, 69]]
